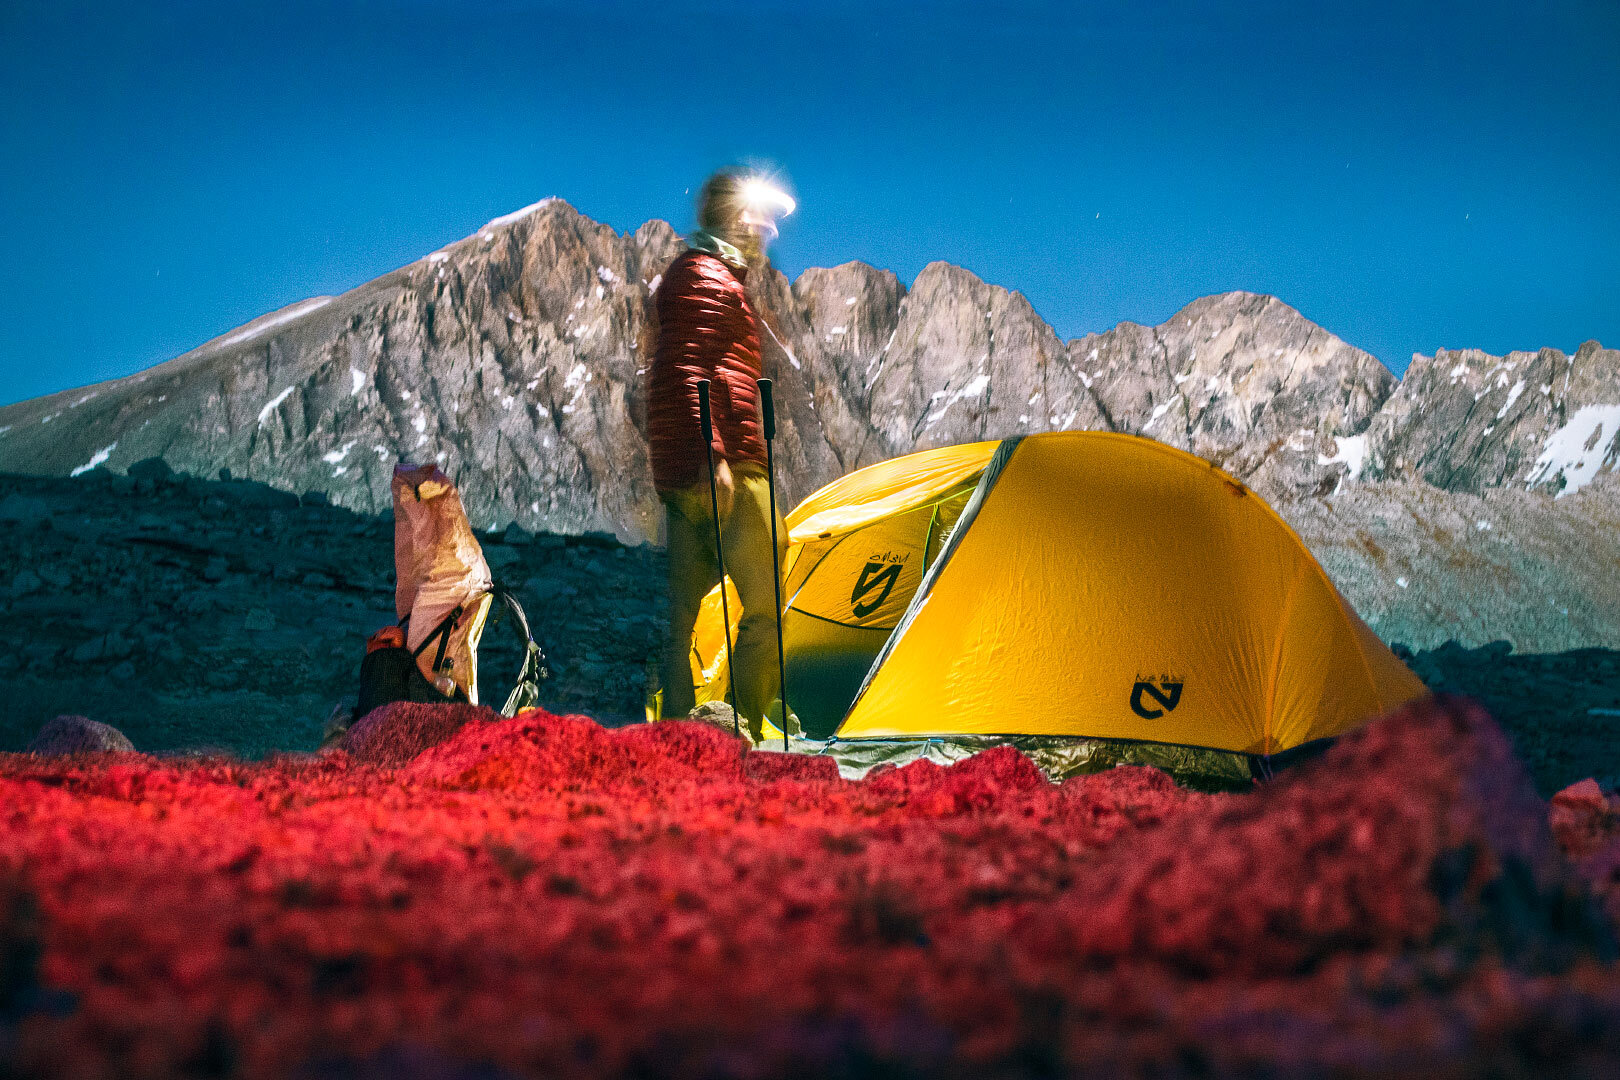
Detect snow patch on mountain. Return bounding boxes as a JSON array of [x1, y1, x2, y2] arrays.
[[925, 374, 990, 426], [322, 441, 357, 466], [1526, 404, 1620, 497], [215, 298, 332, 351], [482, 198, 559, 231], [70, 443, 116, 477], [1318, 433, 1369, 480], [1496, 379, 1526, 419], [257, 387, 297, 428]]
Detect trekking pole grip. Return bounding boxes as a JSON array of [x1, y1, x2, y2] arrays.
[[697, 379, 714, 443], [757, 378, 775, 439]]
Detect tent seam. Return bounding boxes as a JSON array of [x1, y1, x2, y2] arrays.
[[788, 607, 906, 633], [1262, 565, 1307, 757], [836, 437, 1023, 731], [782, 533, 852, 611]]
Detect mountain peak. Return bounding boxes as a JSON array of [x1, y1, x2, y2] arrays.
[[0, 201, 1591, 539], [478, 196, 568, 232]]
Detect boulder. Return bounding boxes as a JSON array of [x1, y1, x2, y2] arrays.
[[27, 715, 135, 755], [126, 457, 174, 484], [687, 700, 740, 736]]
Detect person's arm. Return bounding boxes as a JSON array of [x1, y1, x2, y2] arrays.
[[655, 258, 737, 512], [712, 457, 734, 518]]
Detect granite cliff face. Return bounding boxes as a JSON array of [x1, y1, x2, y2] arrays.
[[0, 202, 693, 542], [0, 197, 1492, 542], [1365, 340, 1620, 496]]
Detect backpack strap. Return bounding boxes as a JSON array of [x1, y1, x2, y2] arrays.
[[489, 585, 551, 716], [411, 605, 464, 673]]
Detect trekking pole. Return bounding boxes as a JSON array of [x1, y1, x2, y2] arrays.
[[757, 378, 790, 750], [696, 379, 739, 731]]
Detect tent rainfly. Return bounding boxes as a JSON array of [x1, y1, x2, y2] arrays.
[[678, 431, 1427, 786]]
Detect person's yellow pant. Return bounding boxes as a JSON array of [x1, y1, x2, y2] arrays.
[[658, 463, 785, 733]]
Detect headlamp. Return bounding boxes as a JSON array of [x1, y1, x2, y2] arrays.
[[742, 177, 796, 219], [739, 176, 795, 241]]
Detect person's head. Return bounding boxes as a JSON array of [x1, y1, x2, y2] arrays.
[[697, 168, 795, 265]]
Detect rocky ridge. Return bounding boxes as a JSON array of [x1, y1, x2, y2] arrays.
[[1366, 340, 1620, 495], [5, 198, 1611, 546]]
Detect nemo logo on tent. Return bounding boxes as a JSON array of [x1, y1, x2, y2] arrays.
[[851, 559, 904, 618], [1130, 678, 1184, 719]]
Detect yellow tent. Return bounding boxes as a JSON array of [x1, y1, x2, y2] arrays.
[[681, 431, 1426, 782]]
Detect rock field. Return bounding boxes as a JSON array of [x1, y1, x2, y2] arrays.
[[0, 464, 1615, 794], [0, 465, 663, 758]]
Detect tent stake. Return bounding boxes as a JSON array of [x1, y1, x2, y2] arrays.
[[757, 378, 790, 750], [696, 379, 739, 732]]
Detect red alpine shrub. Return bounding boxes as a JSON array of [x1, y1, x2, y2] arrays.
[[2, 696, 1618, 1078], [1551, 778, 1620, 930], [744, 750, 841, 784], [338, 701, 495, 766], [1552, 778, 1618, 861]]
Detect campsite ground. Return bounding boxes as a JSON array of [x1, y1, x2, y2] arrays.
[[0, 468, 660, 755], [0, 467, 1617, 793], [6, 467, 1620, 1078]]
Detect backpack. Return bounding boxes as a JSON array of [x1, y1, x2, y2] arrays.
[[357, 585, 550, 719], [348, 462, 552, 728]]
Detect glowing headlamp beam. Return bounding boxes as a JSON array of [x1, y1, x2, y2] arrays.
[[742, 177, 796, 220]]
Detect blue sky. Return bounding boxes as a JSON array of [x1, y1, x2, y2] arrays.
[[1, 0, 1616, 405]]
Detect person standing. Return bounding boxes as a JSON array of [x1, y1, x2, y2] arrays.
[[647, 168, 795, 736]]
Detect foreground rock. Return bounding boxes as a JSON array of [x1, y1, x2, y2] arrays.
[[25, 716, 134, 755], [336, 700, 495, 767]]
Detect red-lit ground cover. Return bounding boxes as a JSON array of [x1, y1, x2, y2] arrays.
[[1552, 777, 1620, 931], [4, 697, 1620, 1078]]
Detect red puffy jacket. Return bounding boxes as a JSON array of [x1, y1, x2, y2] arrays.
[[646, 249, 768, 493]]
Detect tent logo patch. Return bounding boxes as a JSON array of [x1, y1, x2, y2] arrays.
[[1130, 676, 1184, 719], [851, 554, 906, 618]]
